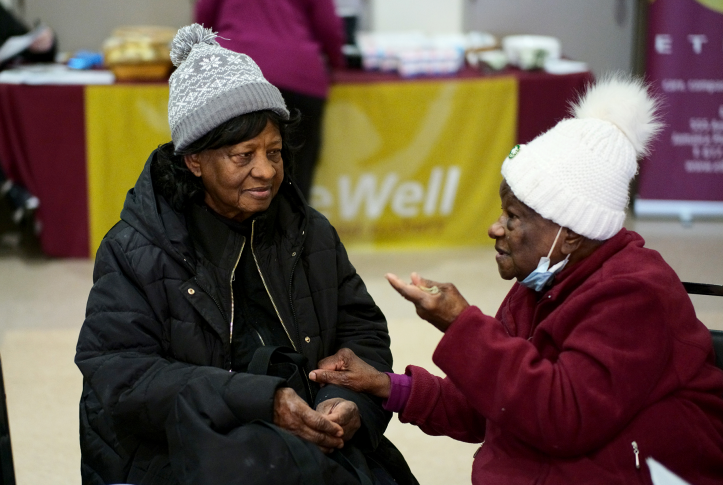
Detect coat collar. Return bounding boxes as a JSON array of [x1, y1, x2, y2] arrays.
[[250, 177, 308, 254], [122, 149, 308, 273], [120, 150, 194, 270], [186, 203, 243, 270], [186, 177, 307, 266], [541, 228, 644, 301], [500, 229, 644, 337]]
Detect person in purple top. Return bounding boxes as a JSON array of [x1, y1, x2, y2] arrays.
[[195, 0, 345, 200]]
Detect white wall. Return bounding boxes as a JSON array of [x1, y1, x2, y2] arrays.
[[371, 0, 464, 34], [464, 0, 638, 75], [17, 0, 637, 75], [19, 0, 193, 53]]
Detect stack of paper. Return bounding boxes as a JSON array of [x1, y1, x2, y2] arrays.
[[0, 64, 115, 85]]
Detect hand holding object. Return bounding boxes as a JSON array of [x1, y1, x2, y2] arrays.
[[385, 272, 470, 332]]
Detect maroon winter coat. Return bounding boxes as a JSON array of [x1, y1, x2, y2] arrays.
[[400, 229, 723, 484]]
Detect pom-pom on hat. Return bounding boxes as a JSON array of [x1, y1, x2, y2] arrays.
[[168, 24, 289, 152], [500, 74, 663, 240]]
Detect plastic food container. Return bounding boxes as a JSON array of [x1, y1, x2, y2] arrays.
[[502, 35, 561, 70]]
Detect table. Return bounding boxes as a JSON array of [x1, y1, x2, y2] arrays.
[[0, 68, 592, 257], [0, 85, 87, 257], [331, 67, 593, 145]]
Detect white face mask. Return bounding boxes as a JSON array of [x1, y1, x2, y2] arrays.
[[520, 226, 570, 292]]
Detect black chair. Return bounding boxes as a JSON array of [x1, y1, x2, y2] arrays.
[[682, 282, 723, 371]]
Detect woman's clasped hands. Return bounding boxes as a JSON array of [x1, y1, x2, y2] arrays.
[[273, 388, 361, 453]]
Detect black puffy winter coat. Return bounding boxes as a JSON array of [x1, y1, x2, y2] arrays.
[[75, 151, 393, 484]]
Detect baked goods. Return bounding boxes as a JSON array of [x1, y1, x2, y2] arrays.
[[103, 26, 176, 81]]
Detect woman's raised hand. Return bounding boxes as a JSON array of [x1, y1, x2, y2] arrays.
[[385, 272, 470, 333], [309, 348, 391, 399]]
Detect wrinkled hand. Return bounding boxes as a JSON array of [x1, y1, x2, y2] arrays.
[[273, 387, 344, 453], [316, 398, 361, 443], [385, 272, 470, 332], [310, 348, 391, 399]]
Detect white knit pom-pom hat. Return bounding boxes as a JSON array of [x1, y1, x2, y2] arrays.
[[500, 74, 663, 240]]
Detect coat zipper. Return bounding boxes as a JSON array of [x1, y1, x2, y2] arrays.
[[228, 238, 245, 344], [631, 441, 640, 469], [288, 246, 303, 346], [250, 220, 298, 352]]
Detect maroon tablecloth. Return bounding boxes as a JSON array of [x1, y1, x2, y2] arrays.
[[0, 85, 88, 257], [0, 68, 592, 258]]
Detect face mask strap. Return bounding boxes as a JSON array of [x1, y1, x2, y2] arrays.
[[547, 226, 564, 259]]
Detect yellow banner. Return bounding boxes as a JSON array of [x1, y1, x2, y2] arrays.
[[86, 85, 171, 255], [85, 77, 516, 256], [312, 77, 517, 249]]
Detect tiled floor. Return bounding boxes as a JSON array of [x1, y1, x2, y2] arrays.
[[0, 217, 721, 485]]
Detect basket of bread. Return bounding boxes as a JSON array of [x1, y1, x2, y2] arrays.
[[103, 26, 176, 81]]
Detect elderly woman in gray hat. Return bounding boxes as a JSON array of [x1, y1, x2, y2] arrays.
[[311, 76, 723, 484], [75, 25, 415, 485]]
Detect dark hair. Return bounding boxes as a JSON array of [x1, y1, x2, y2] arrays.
[[152, 109, 299, 212]]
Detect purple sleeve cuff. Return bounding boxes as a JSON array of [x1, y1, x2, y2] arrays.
[[382, 372, 412, 413]]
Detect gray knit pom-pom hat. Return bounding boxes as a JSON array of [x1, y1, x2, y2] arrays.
[[168, 24, 289, 152]]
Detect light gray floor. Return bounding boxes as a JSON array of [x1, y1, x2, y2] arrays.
[[0, 217, 721, 484]]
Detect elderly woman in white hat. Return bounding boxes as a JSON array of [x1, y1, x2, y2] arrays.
[[310, 76, 723, 484]]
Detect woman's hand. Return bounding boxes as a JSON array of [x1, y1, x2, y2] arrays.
[[28, 26, 54, 53], [273, 387, 344, 453], [309, 348, 391, 399], [316, 398, 361, 443], [385, 272, 470, 333]]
